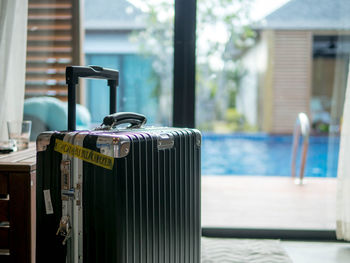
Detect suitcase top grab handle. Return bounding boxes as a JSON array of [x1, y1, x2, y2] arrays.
[[103, 112, 147, 128], [66, 65, 119, 85], [66, 65, 119, 131]]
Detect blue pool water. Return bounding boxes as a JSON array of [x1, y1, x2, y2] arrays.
[[201, 134, 340, 177]]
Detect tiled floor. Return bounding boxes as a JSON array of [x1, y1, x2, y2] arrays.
[[202, 176, 336, 229], [200, 238, 350, 263], [202, 238, 293, 262], [281, 241, 350, 263]]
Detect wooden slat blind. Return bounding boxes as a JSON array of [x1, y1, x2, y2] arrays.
[[25, 0, 79, 101], [271, 30, 312, 133]]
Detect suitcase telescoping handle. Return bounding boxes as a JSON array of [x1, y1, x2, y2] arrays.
[[66, 65, 119, 131], [103, 112, 147, 128]]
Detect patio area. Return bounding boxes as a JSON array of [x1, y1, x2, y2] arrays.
[[202, 176, 337, 230]]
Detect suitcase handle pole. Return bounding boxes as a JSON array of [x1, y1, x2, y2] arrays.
[[66, 65, 119, 131], [103, 112, 147, 128]]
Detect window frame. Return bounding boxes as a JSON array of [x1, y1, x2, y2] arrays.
[[173, 0, 337, 240]]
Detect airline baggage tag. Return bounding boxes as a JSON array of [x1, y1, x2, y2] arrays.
[[43, 189, 54, 215]]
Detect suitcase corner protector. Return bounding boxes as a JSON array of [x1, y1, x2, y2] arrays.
[[192, 129, 202, 147], [97, 134, 130, 158], [37, 131, 55, 152]]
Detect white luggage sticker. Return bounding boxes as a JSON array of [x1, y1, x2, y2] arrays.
[[43, 189, 54, 215]]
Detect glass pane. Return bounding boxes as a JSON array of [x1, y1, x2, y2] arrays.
[[86, 55, 121, 123], [84, 0, 173, 126], [122, 55, 160, 124], [197, 0, 349, 229]]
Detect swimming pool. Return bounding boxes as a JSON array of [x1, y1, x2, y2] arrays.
[[201, 133, 340, 177]]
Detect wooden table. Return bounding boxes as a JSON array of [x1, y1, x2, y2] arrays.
[[0, 143, 36, 263]]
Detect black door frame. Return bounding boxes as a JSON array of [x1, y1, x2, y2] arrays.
[[173, 0, 196, 128], [202, 228, 338, 241], [173, 0, 337, 241]]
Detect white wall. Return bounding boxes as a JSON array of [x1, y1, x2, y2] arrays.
[[237, 39, 267, 128]]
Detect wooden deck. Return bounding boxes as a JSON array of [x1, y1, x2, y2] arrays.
[[202, 176, 337, 230]]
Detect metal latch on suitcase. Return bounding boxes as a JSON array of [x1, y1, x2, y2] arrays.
[[61, 160, 71, 191], [60, 159, 82, 206], [56, 215, 72, 245], [157, 133, 175, 149]]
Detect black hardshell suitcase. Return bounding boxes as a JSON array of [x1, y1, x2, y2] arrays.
[[36, 66, 201, 263]]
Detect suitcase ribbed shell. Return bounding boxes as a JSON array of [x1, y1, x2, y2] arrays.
[[36, 128, 201, 263]]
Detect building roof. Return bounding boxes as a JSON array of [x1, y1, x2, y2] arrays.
[[84, 0, 145, 30], [255, 0, 350, 30]]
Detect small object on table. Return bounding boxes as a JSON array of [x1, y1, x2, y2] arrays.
[[0, 148, 13, 154], [7, 120, 32, 151], [0, 140, 16, 154]]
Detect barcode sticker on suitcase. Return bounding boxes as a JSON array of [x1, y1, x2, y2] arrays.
[[43, 189, 54, 215]]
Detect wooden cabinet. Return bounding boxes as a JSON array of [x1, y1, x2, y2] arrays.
[[0, 144, 36, 263]]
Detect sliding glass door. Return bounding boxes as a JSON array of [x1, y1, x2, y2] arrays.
[[197, 0, 349, 231], [84, 0, 174, 127]]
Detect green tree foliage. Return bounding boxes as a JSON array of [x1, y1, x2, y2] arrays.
[[130, 0, 255, 131]]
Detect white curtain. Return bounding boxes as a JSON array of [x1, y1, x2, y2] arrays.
[[0, 0, 28, 141], [336, 60, 350, 241]]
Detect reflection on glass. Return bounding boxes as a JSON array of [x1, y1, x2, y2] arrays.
[[198, 0, 349, 229], [84, 0, 174, 126]]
